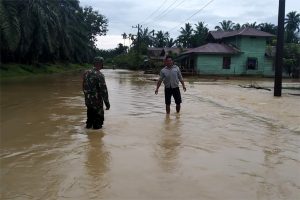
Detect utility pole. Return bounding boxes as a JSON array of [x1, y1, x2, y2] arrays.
[[132, 24, 142, 67], [274, 0, 285, 97]]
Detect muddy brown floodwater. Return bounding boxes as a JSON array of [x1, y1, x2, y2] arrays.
[[1, 69, 300, 200]]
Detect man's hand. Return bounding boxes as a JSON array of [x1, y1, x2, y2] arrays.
[[105, 102, 110, 110], [183, 86, 186, 92], [155, 89, 158, 95]]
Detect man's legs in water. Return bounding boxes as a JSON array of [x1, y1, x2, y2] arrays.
[[86, 107, 94, 129], [93, 109, 104, 129], [176, 104, 181, 113], [166, 104, 170, 114]]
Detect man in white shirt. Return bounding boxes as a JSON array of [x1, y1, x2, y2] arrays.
[[155, 55, 186, 114]]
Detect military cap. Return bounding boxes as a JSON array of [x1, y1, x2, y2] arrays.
[[94, 56, 104, 63]]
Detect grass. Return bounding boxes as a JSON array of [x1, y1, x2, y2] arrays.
[[0, 63, 90, 78]]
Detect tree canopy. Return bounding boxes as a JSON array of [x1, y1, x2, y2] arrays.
[[0, 0, 108, 64]]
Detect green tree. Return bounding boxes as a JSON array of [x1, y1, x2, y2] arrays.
[[82, 6, 108, 42], [258, 23, 277, 34], [0, 0, 108, 64], [166, 38, 176, 48], [122, 32, 127, 46], [215, 20, 235, 31], [233, 23, 241, 30], [177, 23, 194, 48], [283, 43, 300, 78], [154, 30, 169, 48], [0, 0, 21, 52], [191, 21, 209, 47], [131, 27, 155, 50], [258, 23, 277, 45], [115, 43, 128, 55], [242, 22, 259, 29], [285, 11, 300, 43]]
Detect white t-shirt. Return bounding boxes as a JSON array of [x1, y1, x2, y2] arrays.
[[159, 65, 183, 88]]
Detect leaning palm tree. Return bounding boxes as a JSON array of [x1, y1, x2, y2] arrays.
[[215, 20, 235, 31], [285, 11, 300, 43]]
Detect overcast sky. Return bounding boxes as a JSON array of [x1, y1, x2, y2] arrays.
[[79, 0, 300, 49]]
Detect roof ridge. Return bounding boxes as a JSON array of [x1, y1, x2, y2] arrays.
[[237, 27, 247, 35]]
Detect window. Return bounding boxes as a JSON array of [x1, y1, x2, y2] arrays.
[[223, 57, 231, 69], [247, 57, 258, 70]]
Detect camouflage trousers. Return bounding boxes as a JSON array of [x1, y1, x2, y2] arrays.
[[86, 107, 104, 129]]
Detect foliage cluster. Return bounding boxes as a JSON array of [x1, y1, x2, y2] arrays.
[[0, 0, 108, 64]]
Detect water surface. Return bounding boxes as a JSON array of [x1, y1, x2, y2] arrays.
[[1, 70, 299, 200]]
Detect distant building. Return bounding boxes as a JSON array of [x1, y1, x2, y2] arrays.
[[147, 47, 189, 62], [176, 28, 277, 77]]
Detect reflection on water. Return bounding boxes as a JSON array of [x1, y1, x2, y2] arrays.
[[156, 114, 182, 172], [86, 132, 108, 177], [1, 69, 300, 199]]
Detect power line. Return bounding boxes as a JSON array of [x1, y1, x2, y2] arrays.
[[142, 0, 181, 27], [154, 0, 187, 23], [143, 0, 187, 32], [138, 0, 169, 25], [168, 0, 215, 33]]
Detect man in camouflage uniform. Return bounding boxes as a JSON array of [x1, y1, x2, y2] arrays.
[[82, 57, 110, 129]]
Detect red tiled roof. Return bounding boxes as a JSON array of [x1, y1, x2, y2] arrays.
[[182, 43, 240, 55], [209, 27, 275, 40]]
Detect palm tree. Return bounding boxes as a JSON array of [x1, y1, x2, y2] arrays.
[[122, 32, 127, 46], [242, 22, 259, 29], [215, 20, 235, 31], [233, 23, 241, 30], [258, 23, 277, 35], [0, 0, 21, 52], [1, 0, 108, 64], [285, 11, 300, 43], [135, 27, 155, 48], [154, 30, 169, 48], [191, 21, 209, 47], [177, 23, 194, 48], [166, 38, 176, 48], [128, 33, 133, 48]]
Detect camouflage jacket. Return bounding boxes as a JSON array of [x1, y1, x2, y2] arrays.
[[82, 67, 110, 109]]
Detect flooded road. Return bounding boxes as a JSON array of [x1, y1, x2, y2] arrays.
[[1, 70, 300, 200]]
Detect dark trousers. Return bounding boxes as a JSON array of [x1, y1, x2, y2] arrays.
[[164, 87, 182, 105], [86, 107, 104, 129]]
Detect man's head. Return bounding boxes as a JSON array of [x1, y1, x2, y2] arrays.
[[164, 55, 173, 68], [93, 56, 104, 69]]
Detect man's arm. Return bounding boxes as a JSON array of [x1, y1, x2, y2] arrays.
[[155, 70, 164, 94], [180, 79, 186, 92], [177, 67, 186, 92], [155, 79, 162, 95], [82, 71, 88, 91], [98, 75, 110, 110]]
